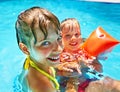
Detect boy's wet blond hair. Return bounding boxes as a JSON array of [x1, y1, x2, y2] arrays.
[[15, 7, 60, 46]]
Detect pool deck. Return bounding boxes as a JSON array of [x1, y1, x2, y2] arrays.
[[85, 0, 120, 3]]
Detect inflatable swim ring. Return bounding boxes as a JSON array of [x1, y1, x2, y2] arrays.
[[81, 26, 120, 56]]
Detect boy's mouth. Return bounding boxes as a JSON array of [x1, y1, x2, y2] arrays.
[[47, 55, 60, 62]]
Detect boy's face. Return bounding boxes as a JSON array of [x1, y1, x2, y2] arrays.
[[29, 28, 62, 66], [62, 24, 82, 52]]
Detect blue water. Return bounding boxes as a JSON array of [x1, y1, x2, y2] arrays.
[[0, 0, 120, 92]]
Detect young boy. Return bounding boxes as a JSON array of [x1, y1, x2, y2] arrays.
[[15, 6, 63, 92]]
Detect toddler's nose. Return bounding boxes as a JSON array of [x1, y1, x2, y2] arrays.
[[71, 35, 76, 40]]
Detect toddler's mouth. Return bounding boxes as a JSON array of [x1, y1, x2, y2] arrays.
[[69, 42, 78, 46]]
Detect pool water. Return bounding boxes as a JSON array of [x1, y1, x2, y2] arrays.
[[0, 0, 120, 92]]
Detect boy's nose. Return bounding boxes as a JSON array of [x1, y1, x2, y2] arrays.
[[53, 41, 63, 53]]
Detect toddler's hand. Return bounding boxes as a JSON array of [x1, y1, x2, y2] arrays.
[[60, 52, 75, 62], [78, 49, 96, 64], [85, 59, 103, 73], [79, 55, 96, 65], [56, 62, 81, 74]]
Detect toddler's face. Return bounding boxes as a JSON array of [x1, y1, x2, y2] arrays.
[[62, 24, 82, 52], [29, 28, 62, 66]]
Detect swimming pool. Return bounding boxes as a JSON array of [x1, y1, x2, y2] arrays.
[[0, 0, 120, 92]]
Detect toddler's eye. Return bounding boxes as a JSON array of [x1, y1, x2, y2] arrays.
[[65, 34, 71, 39], [75, 33, 80, 38]]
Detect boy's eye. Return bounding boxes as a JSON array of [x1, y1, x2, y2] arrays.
[[57, 35, 62, 47], [57, 36, 62, 41], [41, 41, 51, 47]]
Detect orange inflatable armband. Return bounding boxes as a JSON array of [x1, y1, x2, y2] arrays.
[[81, 26, 120, 56]]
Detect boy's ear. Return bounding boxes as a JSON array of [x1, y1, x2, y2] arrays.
[[19, 42, 30, 55]]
